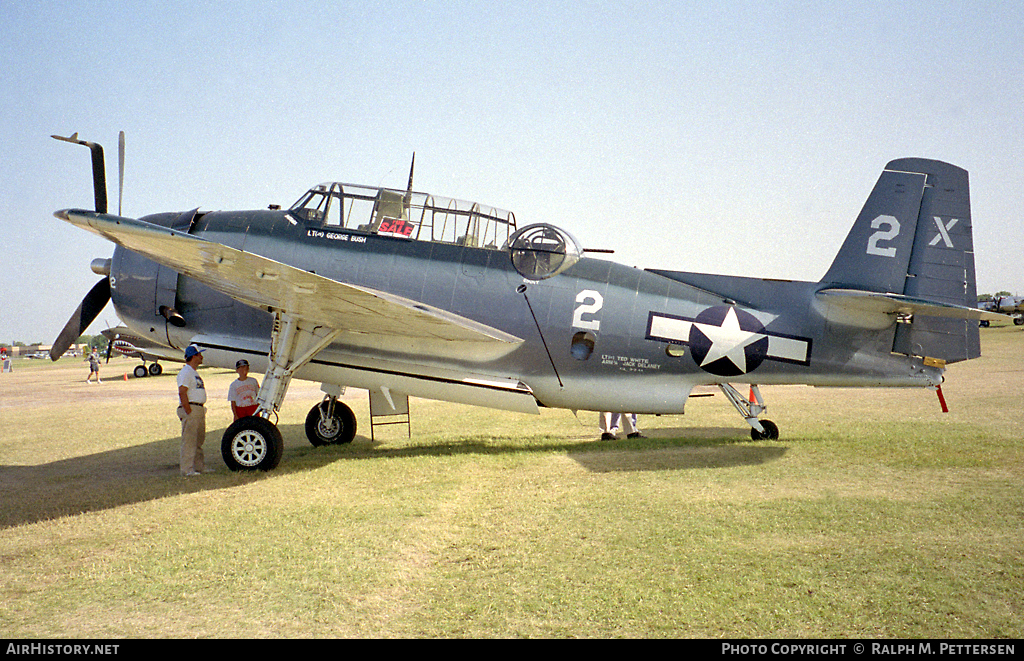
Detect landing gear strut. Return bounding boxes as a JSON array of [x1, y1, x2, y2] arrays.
[[719, 383, 780, 441], [220, 312, 343, 471]]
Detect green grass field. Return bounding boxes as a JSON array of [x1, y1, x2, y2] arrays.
[[1, 326, 1021, 638]]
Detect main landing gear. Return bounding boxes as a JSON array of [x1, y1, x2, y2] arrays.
[[132, 362, 162, 378], [305, 395, 357, 446], [719, 383, 780, 441], [221, 397, 357, 471], [221, 312, 344, 471]]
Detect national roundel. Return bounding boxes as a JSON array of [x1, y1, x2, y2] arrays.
[[688, 306, 770, 377]]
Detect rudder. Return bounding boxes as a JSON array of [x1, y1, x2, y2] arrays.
[[889, 158, 979, 362]]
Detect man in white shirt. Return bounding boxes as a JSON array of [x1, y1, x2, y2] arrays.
[[228, 359, 260, 420], [177, 345, 208, 476]]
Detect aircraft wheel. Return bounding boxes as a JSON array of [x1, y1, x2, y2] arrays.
[[149, 362, 162, 376], [133, 364, 148, 378], [222, 416, 284, 471], [750, 419, 780, 441], [1014, 317, 1024, 326], [305, 400, 357, 446]]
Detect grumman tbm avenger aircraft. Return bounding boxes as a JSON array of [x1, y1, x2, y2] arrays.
[[49, 133, 1004, 471]]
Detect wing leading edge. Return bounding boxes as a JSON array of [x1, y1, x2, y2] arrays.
[[56, 209, 523, 361]]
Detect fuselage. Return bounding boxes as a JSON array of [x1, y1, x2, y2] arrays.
[[107, 201, 941, 416]]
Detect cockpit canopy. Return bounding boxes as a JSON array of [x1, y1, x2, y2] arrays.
[[290, 182, 584, 278], [290, 182, 517, 249]]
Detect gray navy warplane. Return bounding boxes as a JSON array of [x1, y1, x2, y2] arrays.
[[49, 133, 1004, 471], [979, 294, 1024, 326]]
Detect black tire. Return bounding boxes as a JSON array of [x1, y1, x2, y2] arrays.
[[304, 400, 357, 446], [1014, 317, 1023, 326], [149, 362, 163, 376], [222, 416, 284, 471], [750, 419, 780, 441], [133, 364, 148, 378]]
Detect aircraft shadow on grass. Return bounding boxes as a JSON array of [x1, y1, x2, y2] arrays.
[[0, 424, 786, 529], [568, 428, 788, 473]]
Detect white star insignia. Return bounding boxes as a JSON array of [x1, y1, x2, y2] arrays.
[[692, 307, 766, 373]]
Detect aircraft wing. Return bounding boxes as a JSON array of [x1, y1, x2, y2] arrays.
[[111, 341, 185, 363], [132, 346, 186, 363], [56, 209, 523, 360]]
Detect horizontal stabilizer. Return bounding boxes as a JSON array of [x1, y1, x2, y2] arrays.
[[816, 288, 1005, 326]]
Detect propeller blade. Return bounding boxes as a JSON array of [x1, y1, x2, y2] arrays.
[[50, 278, 111, 361], [51, 133, 107, 213]]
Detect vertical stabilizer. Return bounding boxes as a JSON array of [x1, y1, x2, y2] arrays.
[[821, 168, 927, 292], [820, 158, 980, 363]]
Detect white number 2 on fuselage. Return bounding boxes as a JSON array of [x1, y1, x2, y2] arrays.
[[572, 290, 603, 331]]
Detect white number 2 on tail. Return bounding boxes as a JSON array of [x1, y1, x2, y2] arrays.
[[866, 215, 901, 258], [572, 290, 603, 331]]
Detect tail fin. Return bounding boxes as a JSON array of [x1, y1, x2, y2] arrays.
[[819, 158, 982, 363]]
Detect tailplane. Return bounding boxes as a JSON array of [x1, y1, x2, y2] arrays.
[[818, 158, 996, 363]]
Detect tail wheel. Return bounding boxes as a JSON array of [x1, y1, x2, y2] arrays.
[[222, 416, 284, 471], [305, 400, 357, 446], [750, 419, 780, 441]]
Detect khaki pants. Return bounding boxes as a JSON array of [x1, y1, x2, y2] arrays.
[[177, 405, 206, 474], [599, 412, 637, 435]]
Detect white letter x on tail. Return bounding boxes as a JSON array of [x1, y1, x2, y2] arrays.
[[929, 216, 958, 248]]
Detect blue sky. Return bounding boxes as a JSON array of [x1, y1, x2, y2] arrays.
[[2, 0, 1022, 343]]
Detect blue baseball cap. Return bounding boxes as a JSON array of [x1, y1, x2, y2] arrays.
[[184, 345, 206, 359]]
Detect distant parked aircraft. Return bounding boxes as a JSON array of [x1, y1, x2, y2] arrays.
[[979, 295, 1024, 326], [100, 326, 184, 377]]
